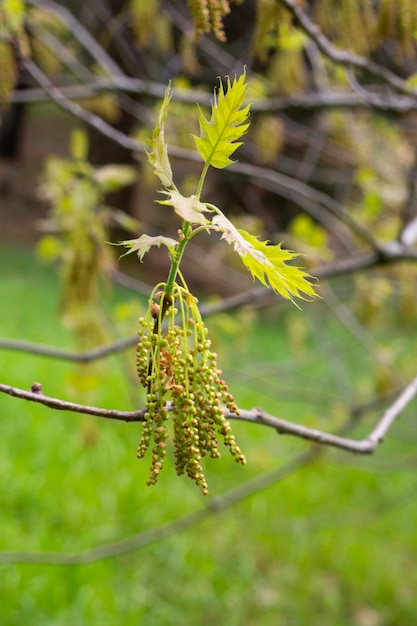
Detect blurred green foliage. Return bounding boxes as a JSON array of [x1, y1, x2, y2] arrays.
[[1, 246, 417, 625], [37, 129, 137, 349], [2, 0, 417, 621]]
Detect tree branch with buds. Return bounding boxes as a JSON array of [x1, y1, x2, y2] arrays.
[[1, 370, 416, 456]]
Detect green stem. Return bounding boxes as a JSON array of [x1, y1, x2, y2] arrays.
[[195, 162, 210, 200], [163, 157, 211, 299], [164, 221, 191, 298], [164, 159, 210, 299], [204, 202, 223, 215]]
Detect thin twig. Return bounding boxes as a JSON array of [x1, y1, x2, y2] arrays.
[[1, 370, 417, 453], [231, 373, 415, 454], [0, 384, 146, 421], [0, 378, 413, 566], [365, 375, 417, 448]]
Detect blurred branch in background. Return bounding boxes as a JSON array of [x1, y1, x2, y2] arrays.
[[10, 81, 417, 114], [2, 2, 417, 610], [3, 0, 417, 478], [0, 363, 415, 565], [279, 0, 416, 94], [0, 447, 318, 565], [2, 237, 417, 361]]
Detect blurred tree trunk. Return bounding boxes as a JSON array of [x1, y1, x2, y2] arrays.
[[0, 97, 25, 160]]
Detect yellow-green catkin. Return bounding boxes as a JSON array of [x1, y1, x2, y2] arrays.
[[187, 0, 241, 41], [136, 284, 246, 495]]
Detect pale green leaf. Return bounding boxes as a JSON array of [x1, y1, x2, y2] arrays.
[[159, 189, 210, 225], [279, 23, 307, 53], [107, 209, 140, 233], [70, 129, 88, 161], [212, 213, 251, 256], [116, 234, 177, 261], [146, 84, 174, 187], [1, 0, 25, 34], [405, 72, 417, 90], [0, 40, 16, 104], [193, 72, 250, 169], [94, 165, 137, 192], [212, 214, 317, 303], [36, 235, 62, 262]]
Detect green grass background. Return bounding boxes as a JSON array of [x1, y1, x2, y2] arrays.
[[1, 245, 417, 626]]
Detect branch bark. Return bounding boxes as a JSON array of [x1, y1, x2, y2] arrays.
[[0, 383, 146, 421], [1, 370, 416, 454]]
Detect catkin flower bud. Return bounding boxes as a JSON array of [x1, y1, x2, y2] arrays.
[[135, 281, 245, 494]]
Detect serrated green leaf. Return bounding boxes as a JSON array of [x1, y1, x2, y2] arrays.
[[159, 189, 210, 225], [193, 73, 250, 169], [116, 234, 177, 261], [212, 214, 317, 303], [146, 84, 174, 187]]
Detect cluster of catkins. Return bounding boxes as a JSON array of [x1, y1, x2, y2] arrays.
[[136, 283, 246, 495]]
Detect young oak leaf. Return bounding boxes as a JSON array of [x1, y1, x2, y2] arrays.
[[159, 189, 211, 225], [146, 84, 174, 188], [193, 72, 250, 169], [116, 234, 177, 261], [212, 214, 317, 303]]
